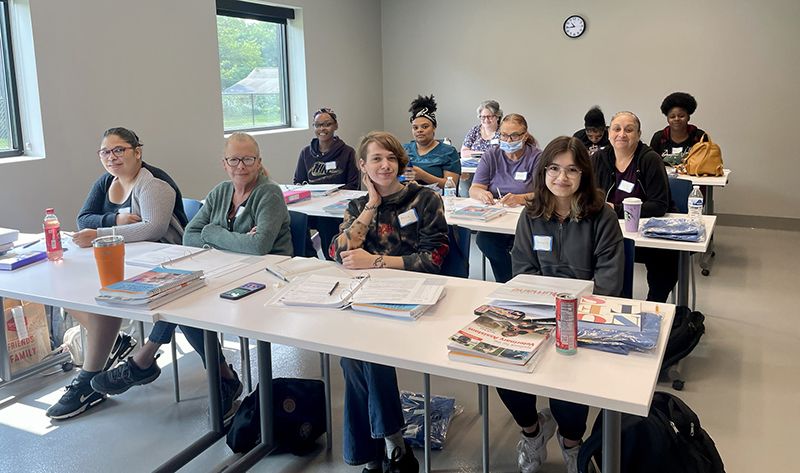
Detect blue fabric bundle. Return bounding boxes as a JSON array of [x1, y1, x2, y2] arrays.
[[400, 390, 460, 450], [577, 312, 662, 355], [641, 217, 706, 242]]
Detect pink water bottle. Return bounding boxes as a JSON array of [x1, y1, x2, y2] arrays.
[[43, 208, 63, 261]]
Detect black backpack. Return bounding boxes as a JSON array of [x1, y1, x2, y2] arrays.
[[577, 392, 725, 473], [661, 306, 705, 389], [226, 378, 327, 455]]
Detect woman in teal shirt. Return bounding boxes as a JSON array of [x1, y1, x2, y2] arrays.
[[402, 94, 461, 190]]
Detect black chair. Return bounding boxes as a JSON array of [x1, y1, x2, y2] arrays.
[[440, 225, 471, 278], [288, 210, 316, 257], [622, 238, 635, 299]]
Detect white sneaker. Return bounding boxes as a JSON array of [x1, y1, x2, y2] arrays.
[[557, 431, 581, 473], [517, 408, 556, 473]]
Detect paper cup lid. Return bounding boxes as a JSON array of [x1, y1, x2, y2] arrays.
[[92, 235, 124, 247], [622, 197, 642, 205]]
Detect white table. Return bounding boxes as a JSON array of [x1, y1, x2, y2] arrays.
[[621, 215, 716, 307], [157, 268, 675, 473]]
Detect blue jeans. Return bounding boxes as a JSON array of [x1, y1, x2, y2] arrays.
[[147, 321, 225, 368], [476, 232, 515, 283], [340, 358, 405, 465]]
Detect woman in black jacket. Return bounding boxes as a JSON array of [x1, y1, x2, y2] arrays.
[[593, 111, 677, 302]]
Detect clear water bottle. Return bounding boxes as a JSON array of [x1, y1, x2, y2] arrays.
[[688, 185, 704, 220], [43, 208, 63, 261], [443, 176, 457, 209]]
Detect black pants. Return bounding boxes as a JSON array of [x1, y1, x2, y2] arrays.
[[476, 232, 515, 283], [497, 387, 589, 442], [635, 247, 679, 303]]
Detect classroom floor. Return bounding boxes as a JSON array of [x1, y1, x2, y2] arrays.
[[0, 225, 796, 473]]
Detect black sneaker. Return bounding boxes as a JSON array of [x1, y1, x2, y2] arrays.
[[91, 357, 161, 395], [362, 467, 381, 473], [383, 441, 419, 473], [220, 365, 243, 419], [103, 333, 136, 371], [46, 377, 106, 420]]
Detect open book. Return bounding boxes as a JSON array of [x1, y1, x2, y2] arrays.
[[351, 279, 447, 319], [486, 274, 594, 319], [265, 256, 348, 282]]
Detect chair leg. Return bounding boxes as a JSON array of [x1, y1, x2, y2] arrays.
[[423, 373, 432, 473], [690, 254, 697, 311], [240, 337, 252, 393], [171, 338, 180, 402], [321, 353, 333, 451], [135, 321, 146, 348]]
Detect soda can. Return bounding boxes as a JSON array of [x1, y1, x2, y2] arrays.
[[555, 293, 578, 355]]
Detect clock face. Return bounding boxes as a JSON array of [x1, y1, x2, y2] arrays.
[[564, 15, 586, 38]]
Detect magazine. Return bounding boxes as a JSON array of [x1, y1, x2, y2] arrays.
[[322, 199, 351, 215], [99, 267, 203, 299], [96, 279, 207, 309], [451, 205, 507, 222], [577, 295, 642, 332]]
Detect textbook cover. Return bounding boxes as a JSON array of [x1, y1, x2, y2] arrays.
[[322, 199, 350, 215], [99, 267, 203, 299], [283, 189, 312, 204], [577, 295, 642, 332], [451, 205, 506, 222], [0, 250, 47, 271], [447, 314, 553, 369]]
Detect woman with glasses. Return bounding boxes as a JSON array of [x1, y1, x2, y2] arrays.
[[330, 131, 449, 473], [402, 94, 461, 189], [47, 127, 188, 420], [460, 99, 502, 158], [502, 136, 624, 473], [90, 132, 292, 420], [593, 111, 677, 302], [468, 113, 542, 283], [294, 107, 359, 189], [572, 106, 610, 156]]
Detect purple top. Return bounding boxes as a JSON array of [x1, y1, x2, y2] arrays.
[[473, 143, 542, 197], [462, 124, 500, 152], [611, 160, 646, 204]]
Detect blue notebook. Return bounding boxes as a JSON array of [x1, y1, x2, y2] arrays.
[[0, 251, 48, 270]]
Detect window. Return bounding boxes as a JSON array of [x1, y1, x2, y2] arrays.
[[0, 0, 22, 157], [216, 1, 294, 132]]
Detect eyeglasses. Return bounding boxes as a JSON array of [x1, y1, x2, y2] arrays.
[[313, 121, 335, 129], [224, 156, 259, 167], [97, 146, 134, 160], [545, 164, 582, 179], [499, 132, 525, 141], [479, 115, 496, 121]]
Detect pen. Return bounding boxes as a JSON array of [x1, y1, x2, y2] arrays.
[[22, 240, 40, 249], [497, 187, 505, 206], [328, 281, 340, 296]]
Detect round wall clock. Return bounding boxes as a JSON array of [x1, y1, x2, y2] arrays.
[[564, 15, 586, 38]]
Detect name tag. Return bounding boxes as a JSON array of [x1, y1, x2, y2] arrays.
[[533, 235, 552, 252], [514, 171, 528, 181], [618, 179, 635, 193], [398, 208, 419, 228], [235, 206, 246, 218], [118, 207, 131, 214], [325, 161, 337, 171], [490, 138, 500, 145], [672, 147, 683, 154]]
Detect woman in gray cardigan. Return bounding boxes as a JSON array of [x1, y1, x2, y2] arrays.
[[90, 132, 292, 420]]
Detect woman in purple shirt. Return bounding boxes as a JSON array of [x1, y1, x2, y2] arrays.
[[469, 113, 542, 283]]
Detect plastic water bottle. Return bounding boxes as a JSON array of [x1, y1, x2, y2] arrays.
[[43, 208, 63, 261], [443, 176, 457, 209], [688, 186, 703, 220], [442, 137, 452, 146]]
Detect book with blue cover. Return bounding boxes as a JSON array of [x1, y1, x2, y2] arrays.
[[322, 199, 350, 215], [451, 205, 506, 222], [0, 250, 47, 270], [98, 266, 203, 299]]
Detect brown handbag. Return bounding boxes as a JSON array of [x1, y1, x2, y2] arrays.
[[677, 134, 723, 177]]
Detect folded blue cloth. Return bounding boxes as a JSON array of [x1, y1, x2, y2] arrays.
[[641, 217, 706, 242], [578, 312, 662, 355]]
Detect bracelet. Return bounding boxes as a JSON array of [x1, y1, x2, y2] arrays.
[[373, 255, 386, 268], [363, 203, 379, 212]]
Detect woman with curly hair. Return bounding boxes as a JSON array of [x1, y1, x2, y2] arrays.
[[649, 92, 708, 160], [402, 94, 461, 190]]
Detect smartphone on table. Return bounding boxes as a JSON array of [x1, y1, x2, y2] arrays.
[[220, 282, 266, 300]]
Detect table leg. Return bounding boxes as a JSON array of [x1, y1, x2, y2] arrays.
[[423, 373, 432, 473], [601, 409, 621, 473], [153, 330, 225, 472], [170, 338, 180, 402], [676, 251, 690, 307], [699, 186, 715, 276], [322, 353, 333, 451], [240, 337, 252, 393], [480, 384, 489, 473], [226, 340, 277, 472]]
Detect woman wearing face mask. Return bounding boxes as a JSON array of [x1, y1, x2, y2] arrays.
[[572, 106, 610, 156], [330, 131, 448, 473], [593, 111, 677, 302], [649, 92, 707, 164], [402, 94, 461, 190], [469, 113, 542, 283]]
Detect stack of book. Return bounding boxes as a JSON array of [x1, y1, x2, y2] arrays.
[[451, 205, 506, 222], [447, 307, 553, 372], [0, 227, 19, 255], [95, 267, 206, 309], [486, 274, 594, 319]]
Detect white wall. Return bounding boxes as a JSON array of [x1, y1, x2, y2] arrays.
[[381, 0, 800, 220], [0, 0, 383, 232]]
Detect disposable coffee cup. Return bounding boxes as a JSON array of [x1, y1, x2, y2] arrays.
[[622, 197, 642, 232], [93, 235, 125, 287]]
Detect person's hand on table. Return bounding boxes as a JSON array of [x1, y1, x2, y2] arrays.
[[340, 248, 377, 270], [115, 213, 142, 225], [72, 229, 98, 248], [499, 193, 527, 207], [475, 189, 496, 205]]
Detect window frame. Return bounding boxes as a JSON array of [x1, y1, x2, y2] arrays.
[[0, 0, 23, 158], [216, 0, 294, 133]]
